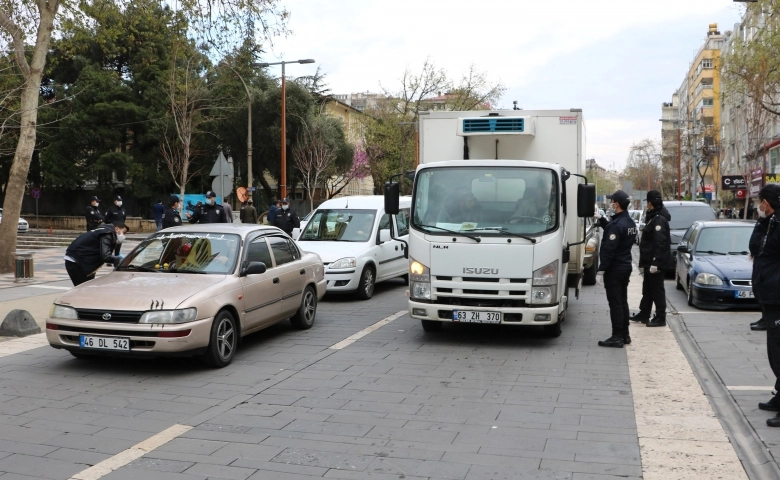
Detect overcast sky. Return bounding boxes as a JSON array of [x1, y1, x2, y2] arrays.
[[266, 0, 744, 171]]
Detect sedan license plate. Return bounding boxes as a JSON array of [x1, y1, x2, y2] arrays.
[[79, 335, 130, 351], [735, 290, 755, 299], [452, 310, 501, 323]]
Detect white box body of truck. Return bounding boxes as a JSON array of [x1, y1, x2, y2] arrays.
[[406, 109, 586, 335]]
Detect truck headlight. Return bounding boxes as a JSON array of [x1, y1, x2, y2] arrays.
[[531, 286, 557, 305], [50, 304, 78, 320], [533, 261, 558, 286], [330, 257, 356, 269], [531, 261, 558, 304], [694, 273, 723, 286], [410, 258, 431, 300], [139, 308, 198, 324]]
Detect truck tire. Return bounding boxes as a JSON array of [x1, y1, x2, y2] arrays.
[[421, 320, 442, 332], [583, 256, 598, 286], [543, 321, 562, 338]]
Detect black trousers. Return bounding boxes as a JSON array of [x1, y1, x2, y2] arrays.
[[765, 304, 780, 391], [605, 269, 631, 337], [65, 261, 95, 286], [637, 268, 667, 318]]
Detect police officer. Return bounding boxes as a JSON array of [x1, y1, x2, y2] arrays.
[[186, 191, 228, 224], [84, 196, 103, 231], [162, 195, 183, 229], [750, 211, 772, 331], [64, 221, 127, 286], [273, 197, 300, 236], [595, 190, 638, 348], [631, 190, 672, 327], [104, 196, 127, 256], [750, 185, 780, 426]]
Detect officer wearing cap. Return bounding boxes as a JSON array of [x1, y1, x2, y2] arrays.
[[273, 197, 300, 237], [594, 190, 638, 348], [162, 195, 183, 229], [750, 184, 780, 426], [103, 195, 127, 256], [84, 196, 103, 232], [631, 190, 672, 327], [186, 191, 228, 224]]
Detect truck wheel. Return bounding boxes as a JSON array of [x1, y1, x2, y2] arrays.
[[421, 320, 442, 332], [356, 266, 375, 300], [583, 256, 598, 286], [290, 286, 317, 330], [201, 310, 238, 368], [543, 321, 562, 338]]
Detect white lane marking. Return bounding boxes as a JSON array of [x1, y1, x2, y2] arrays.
[[673, 311, 755, 315], [0, 333, 48, 357], [69, 424, 192, 480], [26, 285, 71, 290], [329, 310, 406, 350], [727, 386, 774, 391]]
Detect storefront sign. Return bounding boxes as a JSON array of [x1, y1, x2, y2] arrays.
[[766, 174, 780, 185], [751, 169, 764, 198], [721, 175, 747, 190], [737, 189, 747, 199]]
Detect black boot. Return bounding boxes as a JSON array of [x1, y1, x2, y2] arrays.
[[759, 395, 780, 411], [767, 413, 780, 427], [623, 335, 631, 345], [598, 335, 625, 348], [751, 318, 767, 331], [629, 312, 650, 323], [646, 316, 667, 327]]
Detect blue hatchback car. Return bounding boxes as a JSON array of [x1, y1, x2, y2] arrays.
[[675, 219, 759, 310]]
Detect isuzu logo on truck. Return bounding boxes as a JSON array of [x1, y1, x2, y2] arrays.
[[463, 267, 498, 275]]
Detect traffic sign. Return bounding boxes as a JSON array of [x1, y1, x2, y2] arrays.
[[248, 187, 256, 192], [211, 175, 233, 199], [31, 188, 41, 199]]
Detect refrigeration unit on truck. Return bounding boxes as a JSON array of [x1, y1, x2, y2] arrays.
[[384, 109, 595, 337]]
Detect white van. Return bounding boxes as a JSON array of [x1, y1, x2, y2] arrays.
[[295, 196, 411, 299]]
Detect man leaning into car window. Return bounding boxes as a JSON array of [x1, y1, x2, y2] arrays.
[[64, 222, 128, 286]]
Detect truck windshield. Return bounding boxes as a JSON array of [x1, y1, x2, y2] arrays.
[[412, 166, 559, 236]]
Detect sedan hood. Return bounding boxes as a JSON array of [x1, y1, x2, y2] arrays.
[[54, 272, 228, 310], [695, 255, 753, 280], [296, 241, 370, 263]]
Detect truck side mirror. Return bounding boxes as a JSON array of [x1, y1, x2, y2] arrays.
[[577, 184, 596, 218], [384, 182, 400, 215]]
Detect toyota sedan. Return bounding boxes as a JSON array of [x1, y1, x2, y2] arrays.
[[47, 224, 327, 367]]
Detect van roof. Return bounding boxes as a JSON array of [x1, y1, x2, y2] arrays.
[[316, 195, 411, 210]]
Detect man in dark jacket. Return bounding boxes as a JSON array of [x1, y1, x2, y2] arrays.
[[84, 196, 103, 231], [64, 222, 127, 286], [595, 190, 638, 348], [749, 215, 771, 331], [631, 190, 672, 327], [162, 195, 183, 229], [267, 197, 279, 225], [152, 199, 165, 231], [240, 199, 258, 224], [750, 185, 780, 426], [104, 196, 127, 256], [186, 191, 228, 224], [273, 197, 300, 236]]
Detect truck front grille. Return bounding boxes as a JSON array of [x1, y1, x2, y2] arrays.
[[431, 275, 529, 308]]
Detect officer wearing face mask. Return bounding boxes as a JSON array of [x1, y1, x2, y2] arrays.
[[186, 191, 228, 224], [162, 195, 183, 229], [64, 221, 128, 286], [273, 197, 300, 237], [84, 196, 104, 231], [103, 196, 127, 257]]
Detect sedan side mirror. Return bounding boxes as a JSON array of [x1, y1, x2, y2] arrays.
[[242, 261, 267, 276], [378, 229, 391, 244]]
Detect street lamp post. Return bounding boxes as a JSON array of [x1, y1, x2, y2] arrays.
[[223, 64, 253, 200], [252, 59, 315, 200]]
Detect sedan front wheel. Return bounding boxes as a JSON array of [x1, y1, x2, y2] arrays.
[[201, 310, 238, 368]]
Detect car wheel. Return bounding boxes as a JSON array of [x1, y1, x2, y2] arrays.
[[201, 310, 237, 368], [356, 266, 375, 300], [290, 286, 317, 330], [401, 274, 409, 285], [421, 320, 442, 332], [687, 280, 694, 307], [675, 269, 683, 291], [583, 255, 598, 286]]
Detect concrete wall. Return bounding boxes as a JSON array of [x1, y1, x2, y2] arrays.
[[26, 216, 157, 233]]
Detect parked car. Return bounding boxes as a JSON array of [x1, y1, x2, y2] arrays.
[[675, 219, 758, 309], [0, 208, 29, 233], [291, 209, 314, 240], [296, 196, 411, 299], [654, 201, 718, 273], [583, 216, 602, 285], [46, 224, 327, 367]]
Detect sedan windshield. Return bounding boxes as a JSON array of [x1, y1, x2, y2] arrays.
[[119, 232, 241, 274], [299, 209, 377, 242], [412, 166, 558, 235], [694, 226, 753, 255]]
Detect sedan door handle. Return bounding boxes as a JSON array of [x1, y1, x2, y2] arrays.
[[273, 278, 280, 284]]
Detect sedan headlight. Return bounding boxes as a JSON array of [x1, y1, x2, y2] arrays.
[[409, 258, 431, 300], [50, 304, 78, 320], [139, 308, 197, 324], [330, 257, 356, 269], [694, 273, 723, 286]]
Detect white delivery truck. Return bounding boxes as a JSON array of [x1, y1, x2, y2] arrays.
[[384, 109, 595, 336]]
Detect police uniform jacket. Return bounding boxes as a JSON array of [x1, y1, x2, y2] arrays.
[[104, 204, 126, 225], [274, 208, 300, 234], [85, 205, 104, 231], [753, 213, 780, 305], [161, 207, 182, 229], [749, 216, 770, 257], [598, 210, 637, 272], [188, 202, 227, 224], [638, 206, 672, 269], [66, 224, 122, 275]]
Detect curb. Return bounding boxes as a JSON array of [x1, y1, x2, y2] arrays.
[[669, 312, 780, 480]]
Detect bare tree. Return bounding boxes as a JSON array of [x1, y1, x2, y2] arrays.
[[292, 117, 337, 211], [624, 139, 663, 193], [443, 64, 506, 111]]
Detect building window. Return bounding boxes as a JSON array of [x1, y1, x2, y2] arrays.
[[771, 148, 780, 174], [702, 59, 713, 70]]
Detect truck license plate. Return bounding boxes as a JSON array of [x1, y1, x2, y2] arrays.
[[735, 291, 754, 299], [79, 335, 130, 351], [452, 310, 501, 323]]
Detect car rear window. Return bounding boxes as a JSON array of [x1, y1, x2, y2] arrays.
[[666, 206, 716, 230]]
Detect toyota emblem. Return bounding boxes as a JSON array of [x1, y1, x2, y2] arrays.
[[102, 313, 112, 321]]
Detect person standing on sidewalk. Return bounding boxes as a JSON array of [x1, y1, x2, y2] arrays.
[[222, 197, 234, 223], [595, 190, 638, 348], [631, 190, 672, 327], [267, 197, 279, 225], [162, 195, 182, 229], [240, 199, 258, 224], [273, 197, 300, 237], [64, 222, 128, 286], [84, 196, 103, 231], [749, 213, 772, 331], [152, 199, 165, 231], [186, 191, 228, 224]]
